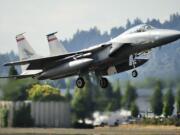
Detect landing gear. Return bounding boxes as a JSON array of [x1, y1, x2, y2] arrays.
[[99, 77, 109, 88], [76, 77, 85, 88], [76, 75, 109, 89], [129, 55, 138, 78], [132, 70, 138, 78]]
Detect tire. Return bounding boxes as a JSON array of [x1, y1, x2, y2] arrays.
[[76, 77, 85, 88], [132, 70, 138, 77], [99, 77, 109, 88]]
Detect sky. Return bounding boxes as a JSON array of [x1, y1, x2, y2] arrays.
[[0, 0, 180, 56]]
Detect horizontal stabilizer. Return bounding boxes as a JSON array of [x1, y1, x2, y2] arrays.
[[0, 70, 42, 79], [0, 74, 34, 79]]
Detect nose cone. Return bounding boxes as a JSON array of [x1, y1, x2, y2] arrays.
[[164, 30, 180, 39], [160, 29, 180, 41], [153, 29, 180, 44]]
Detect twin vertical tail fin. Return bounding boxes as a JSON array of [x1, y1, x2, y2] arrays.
[[47, 32, 68, 56], [16, 33, 39, 60], [16, 33, 40, 72], [13, 32, 66, 75]]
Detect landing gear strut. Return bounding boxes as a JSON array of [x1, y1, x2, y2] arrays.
[[76, 77, 85, 88], [130, 55, 138, 78], [99, 77, 109, 88]]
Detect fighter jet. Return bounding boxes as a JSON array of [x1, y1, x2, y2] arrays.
[[2, 24, 180, 88]]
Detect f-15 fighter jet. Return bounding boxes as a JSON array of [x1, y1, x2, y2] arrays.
[[2, 24, 180, 88]]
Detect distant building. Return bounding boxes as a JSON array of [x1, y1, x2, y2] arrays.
[[0, 101, 71, 127]]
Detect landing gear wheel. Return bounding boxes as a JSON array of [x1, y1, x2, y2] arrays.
[[76, 77, 85, 88], [132, 70, 138, 78], [99, 77, 109, 88]]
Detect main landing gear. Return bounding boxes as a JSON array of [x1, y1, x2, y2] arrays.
[[76, 77, 85, 88], [99, 77, 109, 88], [76, 76, 109, 89]]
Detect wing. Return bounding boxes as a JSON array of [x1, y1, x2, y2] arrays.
[[4, 43, 110, 69], [4, 52, 76, 66]]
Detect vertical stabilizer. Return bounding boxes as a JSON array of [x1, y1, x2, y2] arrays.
[[15, 33, 39, 72], [47, 32, 68, 56]]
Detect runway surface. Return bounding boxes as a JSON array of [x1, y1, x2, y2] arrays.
[[0, 125, 179, 135]]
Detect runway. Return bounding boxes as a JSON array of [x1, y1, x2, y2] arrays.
[[0, 125, 179, 135]]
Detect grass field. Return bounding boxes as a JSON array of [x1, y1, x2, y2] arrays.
[[0, 125, 180, 135]]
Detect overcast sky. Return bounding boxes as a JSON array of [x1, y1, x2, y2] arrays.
[[0, 0, 180, 56]]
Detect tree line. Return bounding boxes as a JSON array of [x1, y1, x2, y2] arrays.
[[1, 66, 180, 124]]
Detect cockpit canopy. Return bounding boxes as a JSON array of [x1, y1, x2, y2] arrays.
[[122, 24, 155, 35]]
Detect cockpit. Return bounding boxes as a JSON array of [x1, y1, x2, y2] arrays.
[[122, 24, 155, 35]]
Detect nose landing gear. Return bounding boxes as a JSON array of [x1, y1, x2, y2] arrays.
[[132, 70, 138, 77], [129, 55, 138, 78]]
